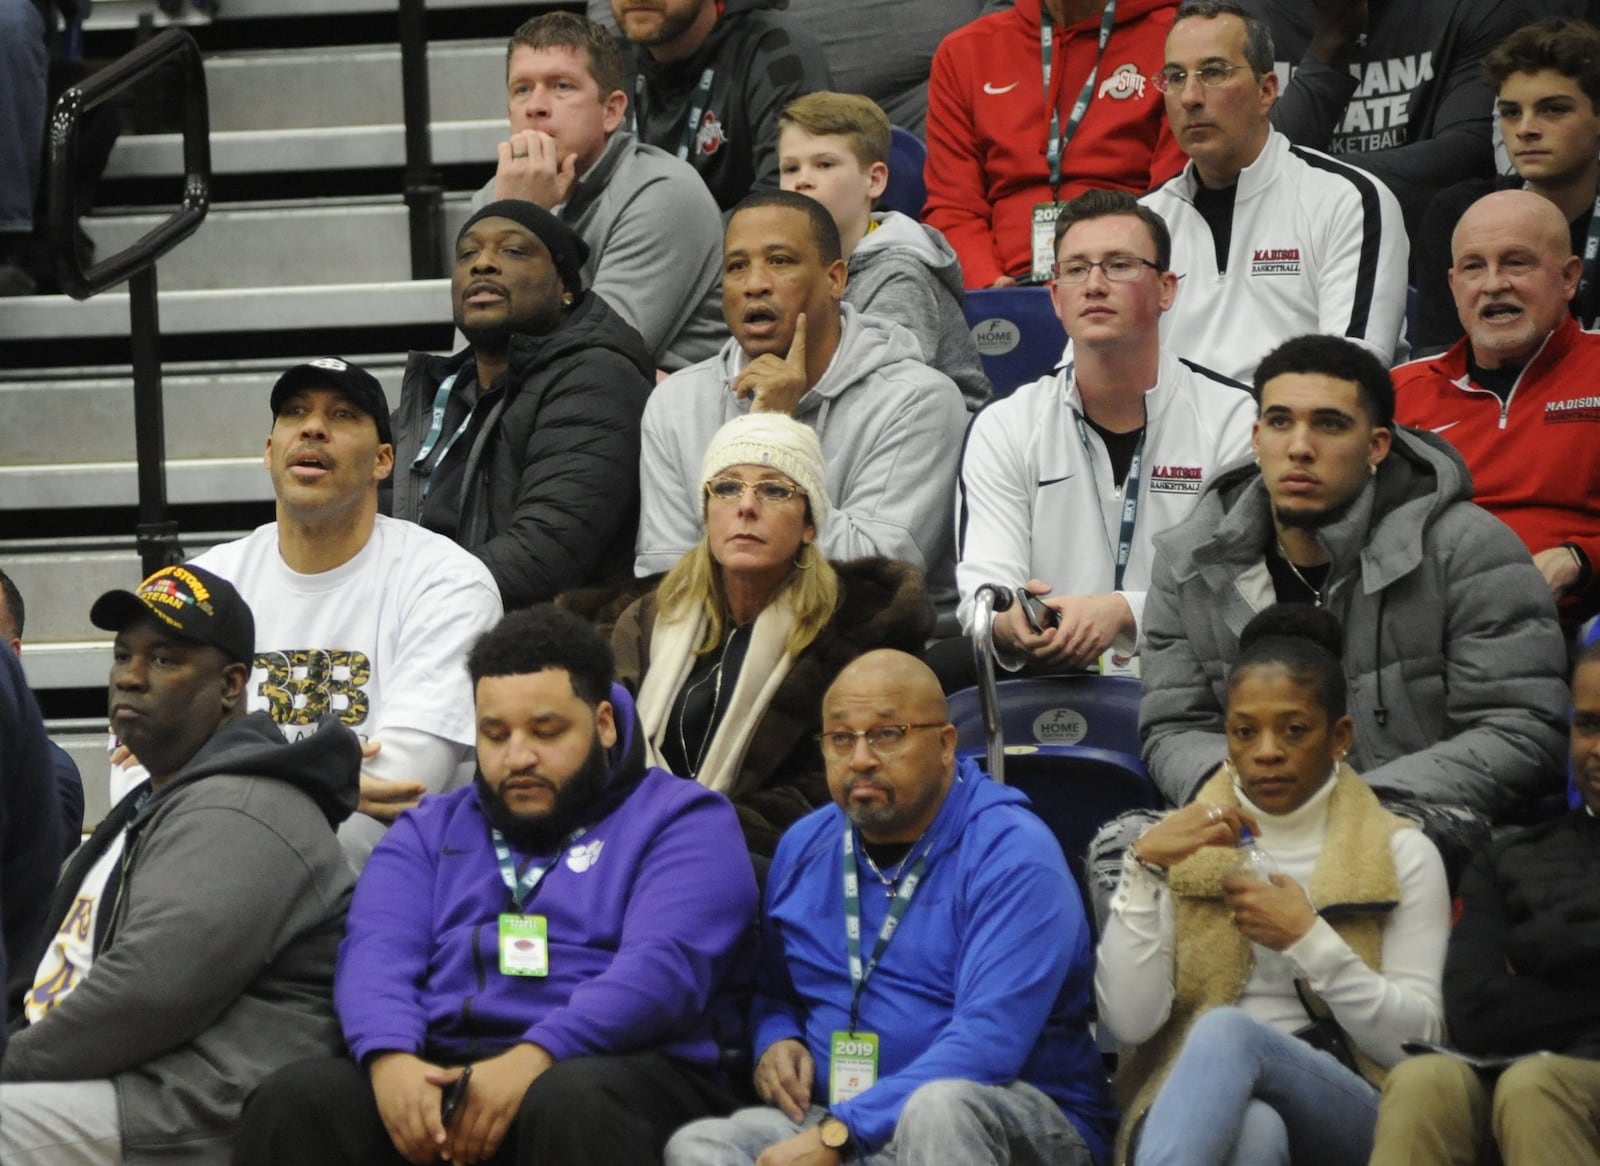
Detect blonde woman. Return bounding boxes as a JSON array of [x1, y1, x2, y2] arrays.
[[613, 414, 931, 859]]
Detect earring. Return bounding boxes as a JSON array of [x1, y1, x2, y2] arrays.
[[793, 543, 815, 570], [561, 292, 575, 308], [1253, 454, 1261, 467], [1368, 463, 1377, 477]]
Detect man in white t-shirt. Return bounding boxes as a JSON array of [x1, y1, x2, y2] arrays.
[[185, 358, 503, 868]]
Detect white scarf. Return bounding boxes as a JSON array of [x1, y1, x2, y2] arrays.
[[634, 594, 797, 795]]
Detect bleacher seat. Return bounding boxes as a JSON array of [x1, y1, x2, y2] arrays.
[[883, 125, 927, 220], [949, 673, 1143, 757], [961, 286, 1065, 400]]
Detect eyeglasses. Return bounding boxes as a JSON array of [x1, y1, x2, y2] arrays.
[[1051, 255, 1161, 284], [705, 477, 805, 505], [1151, 61, 1250, 92], [816, 723, 947, 760]]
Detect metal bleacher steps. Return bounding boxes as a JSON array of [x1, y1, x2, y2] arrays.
[[3, 0, 568, 828]]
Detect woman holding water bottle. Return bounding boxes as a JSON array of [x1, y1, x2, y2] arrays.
[[1095, 605, 1451, 1166]]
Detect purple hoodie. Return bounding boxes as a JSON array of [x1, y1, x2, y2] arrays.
[[335, 684, 757, 1068]]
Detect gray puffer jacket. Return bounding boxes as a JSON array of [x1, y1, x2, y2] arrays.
[[1138, 427, 1568, 821]]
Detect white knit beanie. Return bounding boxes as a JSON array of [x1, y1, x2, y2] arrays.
[[699, 412, 830, 528]]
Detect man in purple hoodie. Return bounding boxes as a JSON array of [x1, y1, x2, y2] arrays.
[[234, 604, 759, 1166]]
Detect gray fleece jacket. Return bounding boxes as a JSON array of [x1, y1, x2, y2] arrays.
[[4, 713, 359, 1166], [636, 303, 968, 584], [472, 130, 727, 370], [847, 211, 989, 412], [1138, 428, 1569, 821]]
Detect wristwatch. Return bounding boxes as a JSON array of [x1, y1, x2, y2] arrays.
[[819, 1114, 857, 1161]]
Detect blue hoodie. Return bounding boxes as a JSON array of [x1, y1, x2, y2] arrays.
[[754, 757, 1115, 1161], [335, 684, 758, 1069]]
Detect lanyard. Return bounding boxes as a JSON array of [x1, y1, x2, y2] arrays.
[[842, 825, 928, 1033], [492, 826, 585, 913], [1041, 0, 1119, 202], [635, 67, 715, 161], [1069, 376, 1144, 592], [410, 372, 472, 499]]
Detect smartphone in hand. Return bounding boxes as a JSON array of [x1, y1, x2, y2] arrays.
[[1015, 587, 1061, 635]]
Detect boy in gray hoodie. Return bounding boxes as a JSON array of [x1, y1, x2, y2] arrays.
[[778, 92, 989, 411]]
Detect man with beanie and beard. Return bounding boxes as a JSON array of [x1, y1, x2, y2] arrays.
[[386, 201, 654, 610], [234, 605, 758, 1166]]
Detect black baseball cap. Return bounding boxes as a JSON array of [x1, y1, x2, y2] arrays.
[[90, 563, 255, 666], [269, 357, 394, 445]]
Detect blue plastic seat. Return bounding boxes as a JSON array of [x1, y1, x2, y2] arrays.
[[882, 125, 928, 219], [949, 674, 1143, 757], [961, 286, 1066, 400]]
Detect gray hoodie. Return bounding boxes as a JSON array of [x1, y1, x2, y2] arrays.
[[4, 714, 359, 1165], [636, 303, 968, 588], [847, 211, 990, 412]]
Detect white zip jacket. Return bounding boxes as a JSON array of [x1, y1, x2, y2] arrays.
[[1142, 128, 1410, 384], [957, 350, 1255, 661]]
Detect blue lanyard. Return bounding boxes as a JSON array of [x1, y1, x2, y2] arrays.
[[842, 825, 928, 1034], [1042, 0, 1119, 202], [492, 826, 586, 913], [635, 67, 715, 161], [1068, 373, 1145, 592], [410, 371, 473, 499]]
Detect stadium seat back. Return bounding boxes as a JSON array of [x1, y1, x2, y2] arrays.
[[962, 286, 1066, 400]]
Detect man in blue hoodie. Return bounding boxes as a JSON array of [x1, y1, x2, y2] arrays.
[[666, 649, 1114, 1166], [236, 604, 758, 1166]]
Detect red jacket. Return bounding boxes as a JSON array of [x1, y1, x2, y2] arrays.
[[1393, 316, 1600, 624], [925, 0, 1185, 289]]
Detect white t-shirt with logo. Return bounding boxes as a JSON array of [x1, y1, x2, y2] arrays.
[[27, 828, 129, 1022]]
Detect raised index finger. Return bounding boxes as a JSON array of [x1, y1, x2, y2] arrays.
[[786, 312, 807, 370]]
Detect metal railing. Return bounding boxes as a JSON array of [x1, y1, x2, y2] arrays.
[[399, 0, 445, 279], [49, 26, 211, 577], [970, 583, 1014, 783]]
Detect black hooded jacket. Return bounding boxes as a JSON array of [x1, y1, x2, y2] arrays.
[[387, 290, 653, 609]]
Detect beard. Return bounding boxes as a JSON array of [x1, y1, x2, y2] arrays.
[[476, 735, 611, 853], [1274, 488, 1362, 532]]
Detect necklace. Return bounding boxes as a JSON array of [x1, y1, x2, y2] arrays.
[[1276, 540, 1326, 607], [675, 623, 745, 777], [859, 834, 930, 900]]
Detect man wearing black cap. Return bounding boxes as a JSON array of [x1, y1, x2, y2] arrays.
[[179, 357, 505, 870], [387, 202, 654, 610], [1, 563, 359, 1166]]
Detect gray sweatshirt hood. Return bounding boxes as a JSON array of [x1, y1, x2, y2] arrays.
[[850, 211, 966, 299]]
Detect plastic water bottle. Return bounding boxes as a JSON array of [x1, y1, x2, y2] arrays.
[[1232, 826, 1279, 882]]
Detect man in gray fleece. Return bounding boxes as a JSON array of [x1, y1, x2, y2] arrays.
[[474, 11, 726, 372], [637, 189, 967, 609], [1, 563, 359, 1166], [777, 91, 989, 412]]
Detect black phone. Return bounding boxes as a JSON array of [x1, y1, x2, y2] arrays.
[[441, 1065, 473, 1126], [1015, 587, 1061, 634]]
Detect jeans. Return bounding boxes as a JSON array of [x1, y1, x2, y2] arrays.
[[0, 0, 47, 234], [664, 1079, 1093, 1166], [1134, 1006, 1381, 1166]]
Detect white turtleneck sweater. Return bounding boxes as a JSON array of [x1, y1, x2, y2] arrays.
[[1095, 777, 1449, 1067]]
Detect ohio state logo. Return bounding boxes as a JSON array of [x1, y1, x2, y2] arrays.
[[1098, 64, 1147, 100], [696, 110, 725, 156]]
